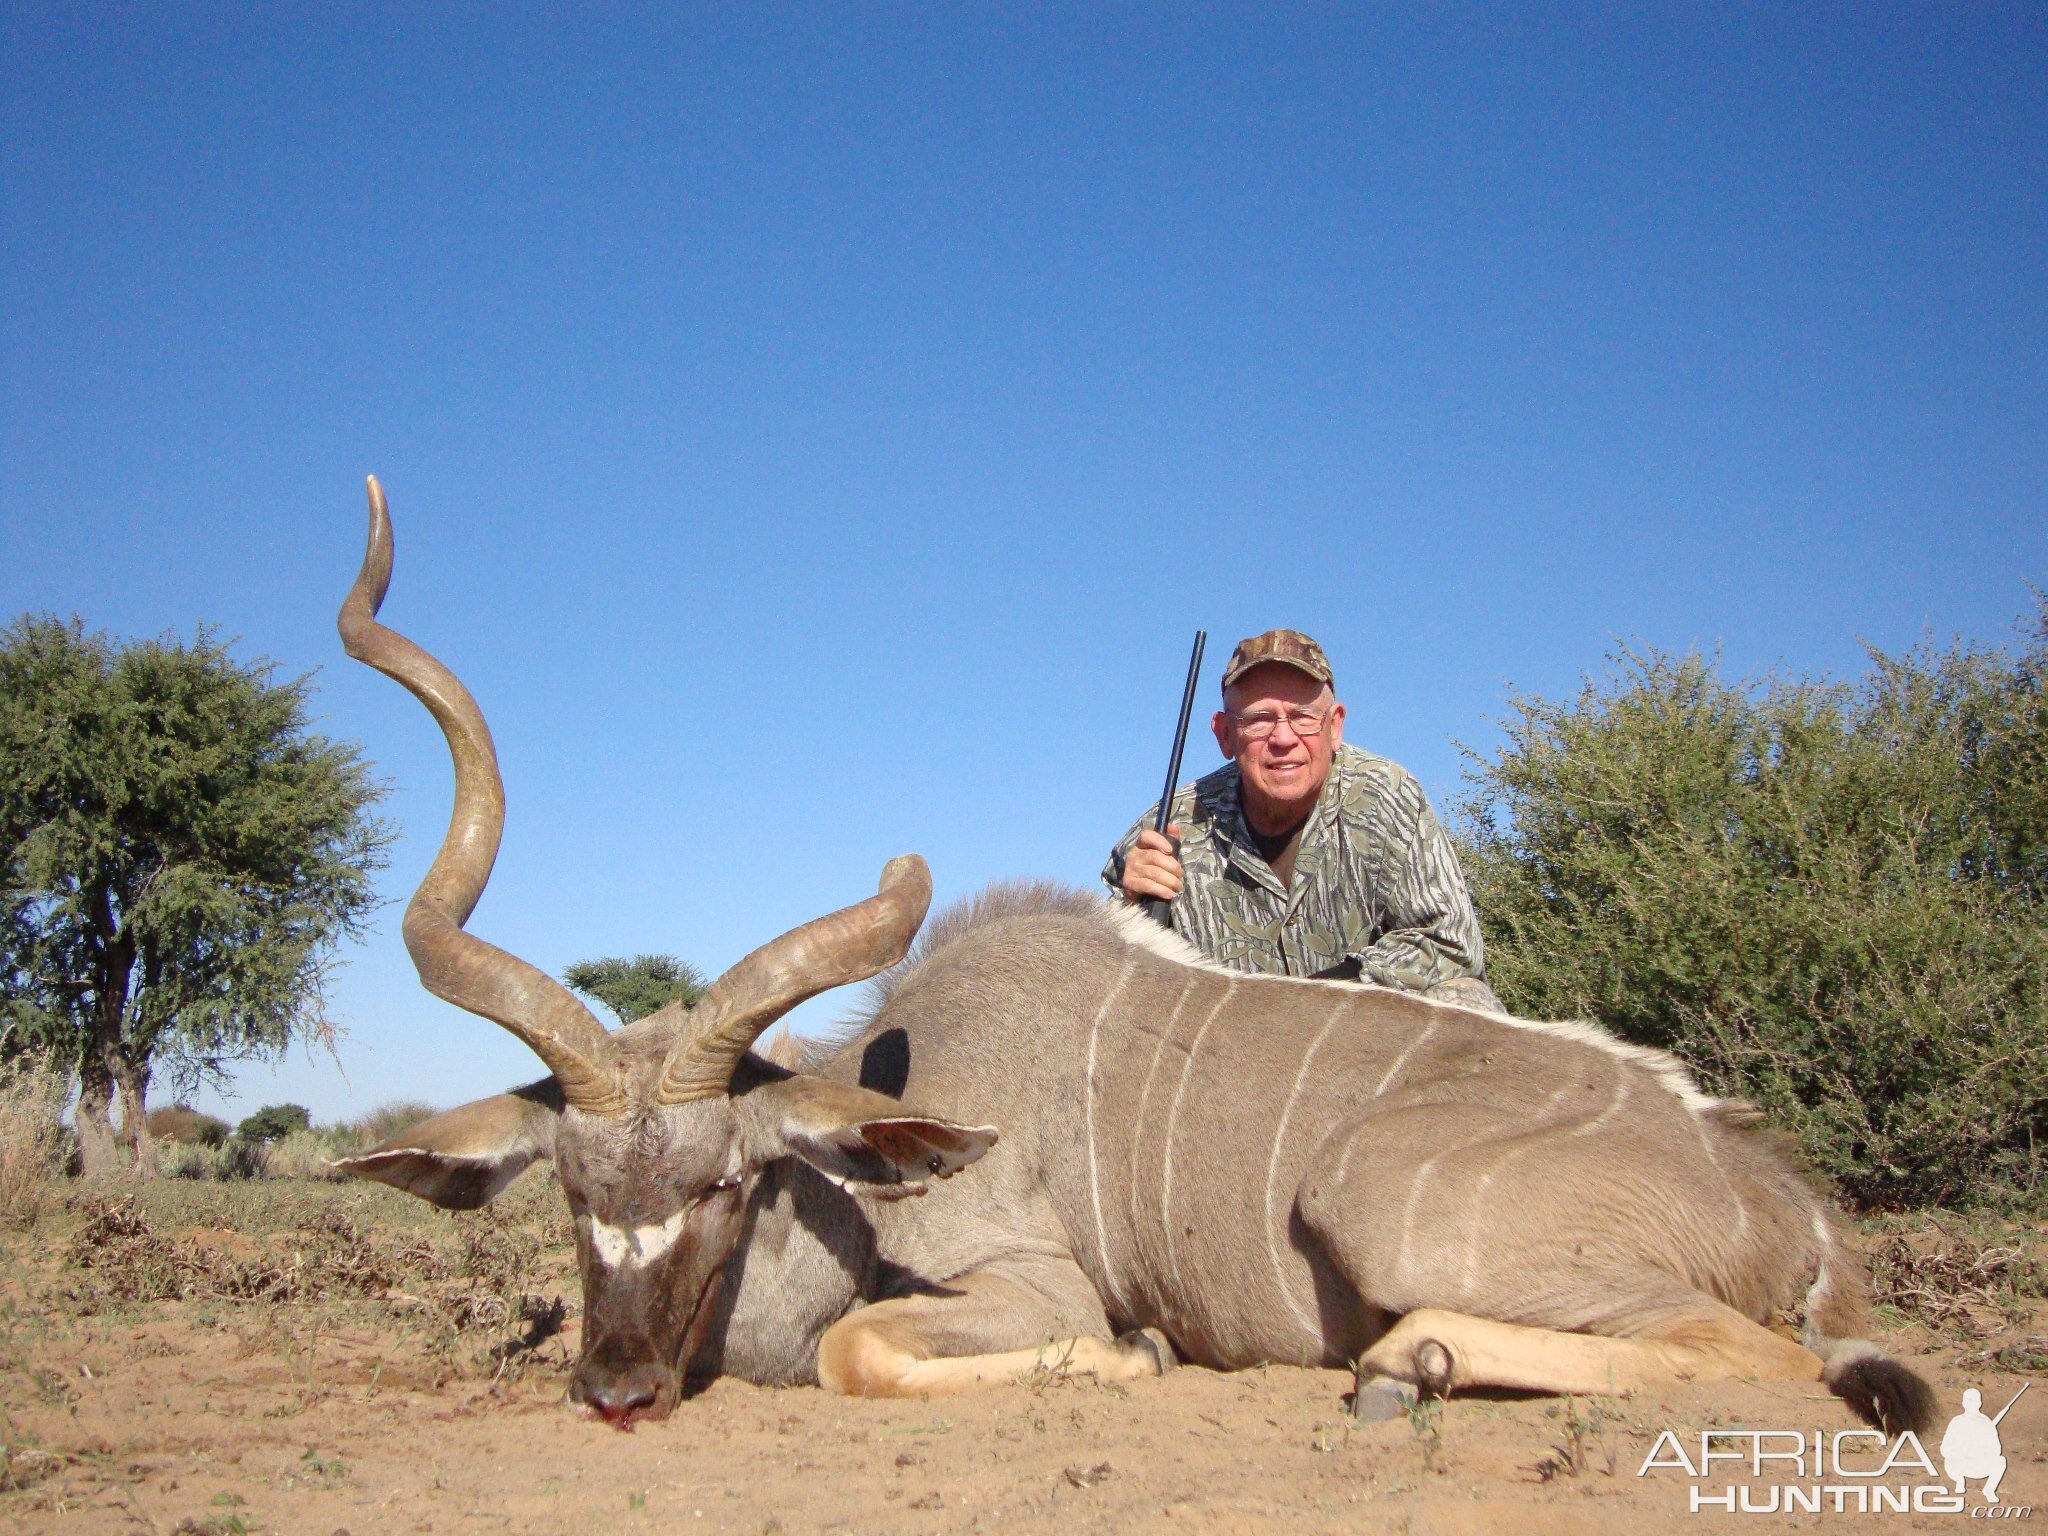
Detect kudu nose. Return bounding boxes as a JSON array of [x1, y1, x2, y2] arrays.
[[574, 1364, 669, 1429], [587, 1382, 656, 1427]]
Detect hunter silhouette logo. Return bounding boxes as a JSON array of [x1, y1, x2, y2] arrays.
[[1942, 1384, 2025, 1504]]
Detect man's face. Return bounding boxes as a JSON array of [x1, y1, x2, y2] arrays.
[[1210, 662, 1345, 826]]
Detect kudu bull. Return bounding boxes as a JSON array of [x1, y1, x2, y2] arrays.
[[338, 478, 1934, 1434]]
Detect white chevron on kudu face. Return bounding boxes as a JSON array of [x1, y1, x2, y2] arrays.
[[586, 1211, 689, 1271]]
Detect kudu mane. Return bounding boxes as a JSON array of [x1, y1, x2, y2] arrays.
[[799, 881, 1106, 1069], [809, 879, 1755, 1129]]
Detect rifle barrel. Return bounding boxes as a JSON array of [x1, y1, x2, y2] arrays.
[[1154, 630, 1208, 836], [1992, 1382, 2029, 1426]]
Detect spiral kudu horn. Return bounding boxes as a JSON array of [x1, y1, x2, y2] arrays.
[[656, 855, 932, 1103], [339, 477, 627, 1115]]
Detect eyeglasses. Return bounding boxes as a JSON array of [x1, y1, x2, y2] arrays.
[[1226, 707, 1331, 741]]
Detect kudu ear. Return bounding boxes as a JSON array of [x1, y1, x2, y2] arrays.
[[738, 1076, 996, 1193], [333, 1080, 561, 1211]]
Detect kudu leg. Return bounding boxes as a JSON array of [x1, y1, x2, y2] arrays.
[[817, 1268, 1175, 1399], [1352, 1303, 1824, 1413]]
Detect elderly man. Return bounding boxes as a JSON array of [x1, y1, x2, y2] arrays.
[[1103, 629, 1502, 1011]]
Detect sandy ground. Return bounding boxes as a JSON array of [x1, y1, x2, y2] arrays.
[[2, 1181, 2041, 1536]]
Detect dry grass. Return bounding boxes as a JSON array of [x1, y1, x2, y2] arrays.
[[259, 1126, 356, 1179], [0, 1437, 63, 1495], [57, 1197, 415, 1306], [0, 1057, 70, 1230], [44, 1180, 574, 1380], [144, 1104, 229, 1147], [159, 1126, 354, 1181], [1953, 1335, 2048, 1373], [54, 1193, 545, 1314], [347, 1099, 440, 1146], [148, 1099, 442, 1183], [1865, 1214, 2048, 1338], [160, 1137, 258, 1180]]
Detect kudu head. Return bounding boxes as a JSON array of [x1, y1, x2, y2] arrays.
[[333, 479, 995, 1427]]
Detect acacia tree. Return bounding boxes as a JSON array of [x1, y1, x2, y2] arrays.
[[563, 954, 705, 1024], [0, 617, 390, 1176]]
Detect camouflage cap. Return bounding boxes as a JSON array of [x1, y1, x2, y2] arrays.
[[1220, 628, 1334, 692]]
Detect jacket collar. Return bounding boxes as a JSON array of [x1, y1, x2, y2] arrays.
[[1204, 749, 1349, 902]]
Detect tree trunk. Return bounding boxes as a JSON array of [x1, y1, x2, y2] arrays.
[[75, 1058, 124, 1178], [81, 882, 151, 1177], [114, 1056, 156, 1181]]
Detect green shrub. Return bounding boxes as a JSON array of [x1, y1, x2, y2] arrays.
[[235, 1103, 311, 1144], [1456, 609, 2048, 1210]]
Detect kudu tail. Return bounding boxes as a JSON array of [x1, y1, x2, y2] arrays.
[[1801, 1215, 1937, 1436]]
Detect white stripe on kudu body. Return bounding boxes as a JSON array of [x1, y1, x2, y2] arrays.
[[1371, 1018, 1436, 1099], [1084, 955, 1136, 1312], [1571, 1056, 1630, 1138], [1266, 999, 1345, 1345], [1687, 1091, 1750, 1239], [1456, 1080, 1576, 1294], [1126, 976, 1196, 1236], [1160, 980, 1236, 1302]]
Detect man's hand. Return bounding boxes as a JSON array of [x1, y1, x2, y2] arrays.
[[1122, 824, 1184, 903]]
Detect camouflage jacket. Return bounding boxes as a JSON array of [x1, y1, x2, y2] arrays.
[[1102, 743, 1502, 1009]]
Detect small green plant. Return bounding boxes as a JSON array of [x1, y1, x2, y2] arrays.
[[1531, 1397, 1617, 1480], [174, 1515, 252, 1535], [1405, 1394, 1444, 1473]]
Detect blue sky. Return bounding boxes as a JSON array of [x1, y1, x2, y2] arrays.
[[4, 5, 2043, 1124]]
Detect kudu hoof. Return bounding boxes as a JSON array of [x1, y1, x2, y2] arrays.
[[1116, 1327, 1179, 1375], [1350, 1372, 1419, 1422], [1413, 1338, 1454, 1399]]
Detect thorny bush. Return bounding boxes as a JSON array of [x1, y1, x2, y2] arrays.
[[53, 1196, 567, 1367], [1458, 606, 2048, 1208]]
